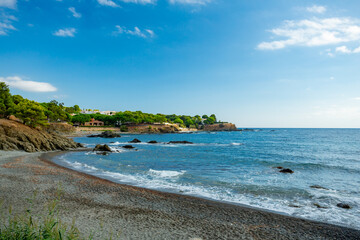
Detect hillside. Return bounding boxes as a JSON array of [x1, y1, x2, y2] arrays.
[[0, 119, 82, 152]]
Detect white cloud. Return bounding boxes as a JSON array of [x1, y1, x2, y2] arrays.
[[0, 0, 16, 9], [53, 28, 76, 37], [353, 97, 360, 101], [258, 18, 360, 50], [97, 0, 119, 7], [335, 45, 351, 53], [0, 22, 15, 35], [115, 25, 155, 38], [1, 76, 57, 92], [69, 7, 81, 18], [306, 5, 326, 14], [169, 0, 210, 4], [335, 45, 360, 54]]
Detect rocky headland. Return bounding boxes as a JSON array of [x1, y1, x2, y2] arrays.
[[0, 119, 82, 152]]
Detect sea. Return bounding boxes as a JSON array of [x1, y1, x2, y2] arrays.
[[53, 129, 360, 230]]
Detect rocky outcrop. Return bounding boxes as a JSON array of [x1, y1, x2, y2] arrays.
[[148, 141, 158, 144], [0, 119, 82, 152], [46, 122, 75, 135], [88, 131, 121, 138], [93, 144, 112, 152], [129, 138, 141, 143], [203, 123, 237, 131], [122, 145, 135, 149]]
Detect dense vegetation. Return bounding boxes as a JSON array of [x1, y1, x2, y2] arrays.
[[0, 82, 220, 128]]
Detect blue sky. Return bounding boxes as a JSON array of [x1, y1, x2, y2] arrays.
[[1, 0, 360, 127]]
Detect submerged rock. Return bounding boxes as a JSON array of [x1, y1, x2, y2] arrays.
[[122, 145, 135, 149], [168, 141, 193, 144], [310, 185, 329, 190], [313, 203, 328, 209], [129, 138, 141, 143], [87, 131, 121, 138], [337, 203, 351, 209], [279, 168, 294, 174], [93, 144, 112, 152], [96, 151, 109, 155], [148, 141, 158, 144]]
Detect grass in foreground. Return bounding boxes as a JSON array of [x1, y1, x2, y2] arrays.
[[0, 191, 117, 240]]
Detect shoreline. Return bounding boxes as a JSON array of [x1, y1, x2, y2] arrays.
[[1, 150, 359, 239]]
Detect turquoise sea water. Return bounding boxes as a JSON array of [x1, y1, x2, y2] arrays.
[[54, 129, 360, 229]]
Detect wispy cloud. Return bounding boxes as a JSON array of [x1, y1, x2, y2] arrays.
[[169, 0, 210, 4], [0, 13, 17, 36], [0, 0, 16, 9], [97, 0, 119, 7], [335, 45, 360, 54], [122, 0, 156, 4], [258, 18, 360, 50], [69, 7, 81, 18], [1, 76, 57, 92], [114, 25, 155, 38], [53, 28, 76, 37], [306, 5, 326, 14]]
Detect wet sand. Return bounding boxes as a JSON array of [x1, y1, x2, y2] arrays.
[[0, 150, 359, 239]]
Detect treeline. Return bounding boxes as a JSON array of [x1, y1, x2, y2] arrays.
[[71, 112, 218, 128], [0, 82, 219, 128], [0, 82, 80, 127]]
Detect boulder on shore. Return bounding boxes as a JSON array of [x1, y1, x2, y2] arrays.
[[279, 168, 294, 174], [88, 131, 121, 138], [93, 144, 112, 152], [168, 141, 193, 144], [129, 138, 141, 143]]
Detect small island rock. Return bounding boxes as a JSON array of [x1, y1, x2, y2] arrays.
[[337, 203, 351, 209], [279, 168, 294, 174], [168, 141, 193, 144], [148, 141, 158, 144], [93, 144, 112, 152], [122, 145, 135, 149], [88, 131, 121, 138], [129, 138, 141, 143]]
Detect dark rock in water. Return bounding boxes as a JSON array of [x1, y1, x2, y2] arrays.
[[279, 168, 294, 174], [122, 145, 135, 149], [289, 204, 301, 208], [310, 185, 329, 190], [93, 144, 112, 152], [313, 203, 328, 209], [76, 142, 84, 148], [168, 141, 193, 144], [273, 166, 283, 169], [96, 151, 109, 155], [148, 141, 158, 144], [337, 203, 351, 209], [87, 131, 121, 138], [129, 138, 141, 143]]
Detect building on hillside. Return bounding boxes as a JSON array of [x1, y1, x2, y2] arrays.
[[100, 111, 117, 116], [84, 118, 104, 126]]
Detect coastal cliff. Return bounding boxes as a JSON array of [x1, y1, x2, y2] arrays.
[[0, 119, 82, 152], [203, 123, 237, 131]]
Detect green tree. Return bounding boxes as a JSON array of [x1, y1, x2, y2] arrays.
[[173, 118, 184, 125], [14, 99, 48, 127], [0, 82, 14, 118], [71, 114, 91, 124]]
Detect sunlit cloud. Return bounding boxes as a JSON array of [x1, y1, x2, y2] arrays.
[[1, 76, 57, 92], [306, 5, 326, 14], [114, 25, 155, 38], [258, 18, 360, 50], [0, 0, 16, 9], [69, 7, 81, 18], [53, 28, 76, 37]]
